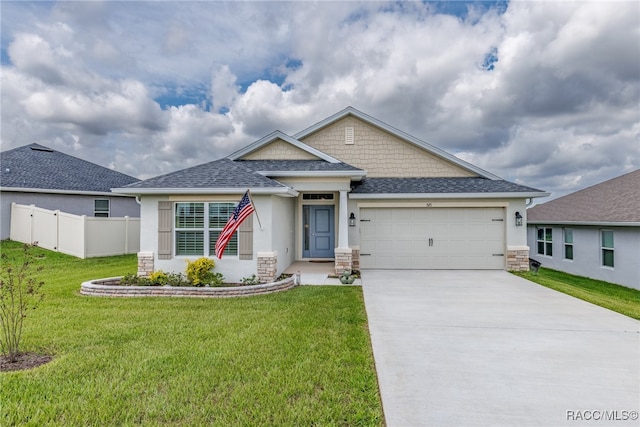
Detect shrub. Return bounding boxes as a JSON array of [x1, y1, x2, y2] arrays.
[[241, 274, 260, 286], [0, 243, 45, 362], [186, 258, 216, 287], [149, 270, 168, 285], [165, 272, 189, 287], [209, 272, 226, 287]]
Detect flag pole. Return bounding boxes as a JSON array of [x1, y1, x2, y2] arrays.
[[247, 189, 263, 230]]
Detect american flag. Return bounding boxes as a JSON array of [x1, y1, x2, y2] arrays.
[[214, 190, 255, 259]]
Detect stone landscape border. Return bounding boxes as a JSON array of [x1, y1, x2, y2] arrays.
[[80, 276, 297, 298]]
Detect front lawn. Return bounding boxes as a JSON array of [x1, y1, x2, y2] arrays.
[[0, 241, 383, 426], [514, 267, 640, 320]]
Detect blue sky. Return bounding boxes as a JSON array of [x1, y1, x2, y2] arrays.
[[1, 1, 638, 200]]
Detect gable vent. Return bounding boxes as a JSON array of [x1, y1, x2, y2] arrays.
[[345, 127, 354, 145]]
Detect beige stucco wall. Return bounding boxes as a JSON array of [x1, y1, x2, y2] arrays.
[[241, 139, 320, 160], [299, 116, 475, 178]]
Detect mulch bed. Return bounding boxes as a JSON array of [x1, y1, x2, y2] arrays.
[[0, 353, 53, 372]]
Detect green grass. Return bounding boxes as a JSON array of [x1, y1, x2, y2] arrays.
[[514, 267, 640, 320], [0, 241, 383, 426]]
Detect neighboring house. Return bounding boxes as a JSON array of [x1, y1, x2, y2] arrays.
[[0, 143, 140, 239], [527, 169, 640, 290], [114, 107, 547, 283]]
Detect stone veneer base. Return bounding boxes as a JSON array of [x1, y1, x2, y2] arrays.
[[81, 276, 297, 298]]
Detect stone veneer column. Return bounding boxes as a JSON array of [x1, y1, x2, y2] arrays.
[[137, 251, 154, 277], [351, 246, 360, 270], [257, 251, 278, 283], [334, 248, 353, 276], [507, 246, 530, 271]]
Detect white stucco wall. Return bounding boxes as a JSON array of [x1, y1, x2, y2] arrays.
[[138, 194, 299, 283], [527, 224, 640, 290]]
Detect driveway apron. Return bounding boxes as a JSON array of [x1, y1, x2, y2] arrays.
[[362, 270, 640, 427]]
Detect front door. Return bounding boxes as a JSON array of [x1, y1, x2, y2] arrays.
[[303, 205, 335, 258]]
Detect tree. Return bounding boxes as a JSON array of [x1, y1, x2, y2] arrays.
[[0, 243, 45, 362]]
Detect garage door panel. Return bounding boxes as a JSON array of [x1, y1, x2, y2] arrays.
[[360, 207, 505, 270]]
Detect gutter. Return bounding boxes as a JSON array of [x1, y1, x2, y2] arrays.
[[1, 187, 135, 197], [349, 191, 550, 199], [111, 187, 300, 197], [527, 220, 640, 227]]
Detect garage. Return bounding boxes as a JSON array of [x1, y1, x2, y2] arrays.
[[359, 207, 505, 269]]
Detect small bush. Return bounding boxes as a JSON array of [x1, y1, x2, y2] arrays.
[[149, 271, 168, 285], [241, 274, 260, 286], [165, 272, 189, 287], [186, 258, 216, 287], [208, 272, 226, 287], [0, 243, 45, 362]]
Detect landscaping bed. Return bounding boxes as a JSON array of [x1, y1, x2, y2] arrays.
[[80, 276, 297, 297]]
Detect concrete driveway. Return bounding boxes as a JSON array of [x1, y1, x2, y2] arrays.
[[361, 270, 640, 427]]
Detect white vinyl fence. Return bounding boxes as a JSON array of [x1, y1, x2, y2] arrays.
[[10, 203, 140, 259]]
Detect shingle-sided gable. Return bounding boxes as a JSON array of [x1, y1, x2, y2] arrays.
[[0, 143, 138, 192], [528, 169, 640, 224], [296, 111, 481, 179]]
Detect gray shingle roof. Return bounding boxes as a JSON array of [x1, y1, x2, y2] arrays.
[[122, 158, 286, 189], [351, 177, 544, 194], [528, 169, 640, 223], [1, 143, 138, 192], [236, 160, 363, 172], [122, 158, 364, 191]]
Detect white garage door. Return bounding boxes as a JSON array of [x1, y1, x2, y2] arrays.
[[360, 207, 505, 269]]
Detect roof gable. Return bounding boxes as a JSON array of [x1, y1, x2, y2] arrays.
[[294, 107, 501, 180], [239, 138, 321, 161], [528, 169, 640, 224], [0, 143, 138, 193], [228, 131, 340, 163]]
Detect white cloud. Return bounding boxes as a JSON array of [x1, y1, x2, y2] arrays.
[[0, 0, 638, 200]]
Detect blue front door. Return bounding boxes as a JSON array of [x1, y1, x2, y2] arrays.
[[303, 205, 335, 258]]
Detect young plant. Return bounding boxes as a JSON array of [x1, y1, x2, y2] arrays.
[[241, 274, 261, 286], [0, 243, 45, 362], [185, 258, 216, 286]]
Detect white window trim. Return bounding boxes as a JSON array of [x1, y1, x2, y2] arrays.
[[536, 227, 553, 257], [563, 228, 573, 261], [94, 199, 110, 217], [174, 202, 239, 258], [600, 229, 614, 269]]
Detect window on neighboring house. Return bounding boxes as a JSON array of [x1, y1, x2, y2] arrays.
[[601, 230, 614, 268], [94, 199, 110, 217], [563, 229, 573, 260], [174, 202, 238, 257], [537, 227, 553, 256]]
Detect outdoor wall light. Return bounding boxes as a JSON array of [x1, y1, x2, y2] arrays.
[[515, 211, 523, 226], [349, 212, 356, 227]]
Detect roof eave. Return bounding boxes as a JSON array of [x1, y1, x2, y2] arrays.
[[256, 170, 367, 180], [527, 220, 640, 227], [1, 186, 135, 197], [112, 187, 299, 197], [349, 191, 550, 199]]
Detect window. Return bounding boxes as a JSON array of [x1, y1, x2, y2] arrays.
[[563, 229, 573, 260], [94, 199, 110, 217], [601, 230, 614, 268], [174, 202, 238, 256], [302, 193, 334, 200], [537, 227, 553, 256]]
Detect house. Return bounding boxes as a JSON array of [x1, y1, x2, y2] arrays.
[[114, 107, 547, 283], [0, 143, 140, 240], [527, 169, 640, 290]]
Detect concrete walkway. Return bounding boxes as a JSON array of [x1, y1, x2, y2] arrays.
[[284, 261, 362, 285], [362, 270, 640, 427]]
